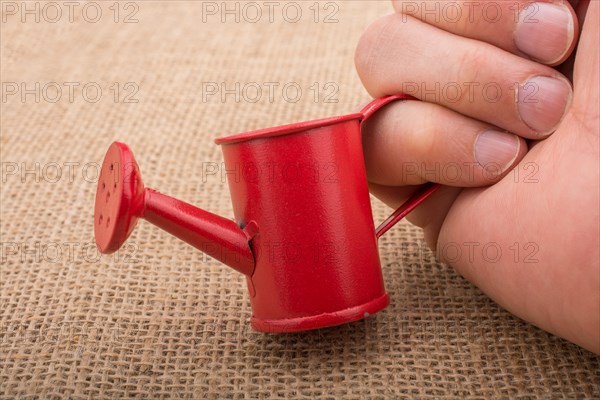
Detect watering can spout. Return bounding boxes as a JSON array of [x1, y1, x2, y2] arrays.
[[94, 142, 256, 276]]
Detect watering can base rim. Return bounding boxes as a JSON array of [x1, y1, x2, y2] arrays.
[[214, 112, 363, 146], [250, 292, 389, 333]]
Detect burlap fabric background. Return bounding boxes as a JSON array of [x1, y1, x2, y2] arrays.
[[1, 1, 598, 398]]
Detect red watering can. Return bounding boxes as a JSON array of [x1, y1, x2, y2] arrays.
[[94, 94, 440, 332]]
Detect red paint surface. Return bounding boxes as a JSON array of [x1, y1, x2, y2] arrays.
[[94, 95, 441, 332], [93, 142, 255, 275]]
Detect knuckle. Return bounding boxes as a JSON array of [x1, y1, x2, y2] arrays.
[[457, 45, 486, 85], [391, 0, 411, 15], [355, 14, 400, 97]]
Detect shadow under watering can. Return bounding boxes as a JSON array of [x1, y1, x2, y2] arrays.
[[94, 94, 440, 332]]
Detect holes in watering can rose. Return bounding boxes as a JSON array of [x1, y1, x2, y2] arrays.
[[101, 182, 106, 191], [114, 182, 117, 190], [110, 163, 114, 172], [106, 217, 110, 228], [106, 191, 111, 203], [98, 214, 103, 225]]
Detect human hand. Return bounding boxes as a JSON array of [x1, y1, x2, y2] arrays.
[[355, 0, 599, 353]]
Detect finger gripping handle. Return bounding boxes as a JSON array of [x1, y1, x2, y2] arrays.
[[359, 95, 442, 238]]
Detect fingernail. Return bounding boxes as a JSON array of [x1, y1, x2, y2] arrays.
[[475, 130, 521, 172], [518, 76, 572, 135], [515, 2, 574, 64]]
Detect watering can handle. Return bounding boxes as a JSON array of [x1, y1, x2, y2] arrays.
[[359, 94, 442, 239]]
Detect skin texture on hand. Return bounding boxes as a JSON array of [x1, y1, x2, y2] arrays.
[[356, 0, 599, 353]]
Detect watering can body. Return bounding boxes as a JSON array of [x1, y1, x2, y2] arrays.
[[94, 94, 440, 332], [217, 115, 386, 331]]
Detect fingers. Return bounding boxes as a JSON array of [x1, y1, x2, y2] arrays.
[[362, 100, 528, 187], [391, 0, 579, 66], [355, 14, 574, 138]]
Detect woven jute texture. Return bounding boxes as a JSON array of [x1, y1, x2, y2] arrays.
[[1, 1, 598, 399]]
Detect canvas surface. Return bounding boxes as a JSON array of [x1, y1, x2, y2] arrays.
[[1, 1, 598, 398]]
